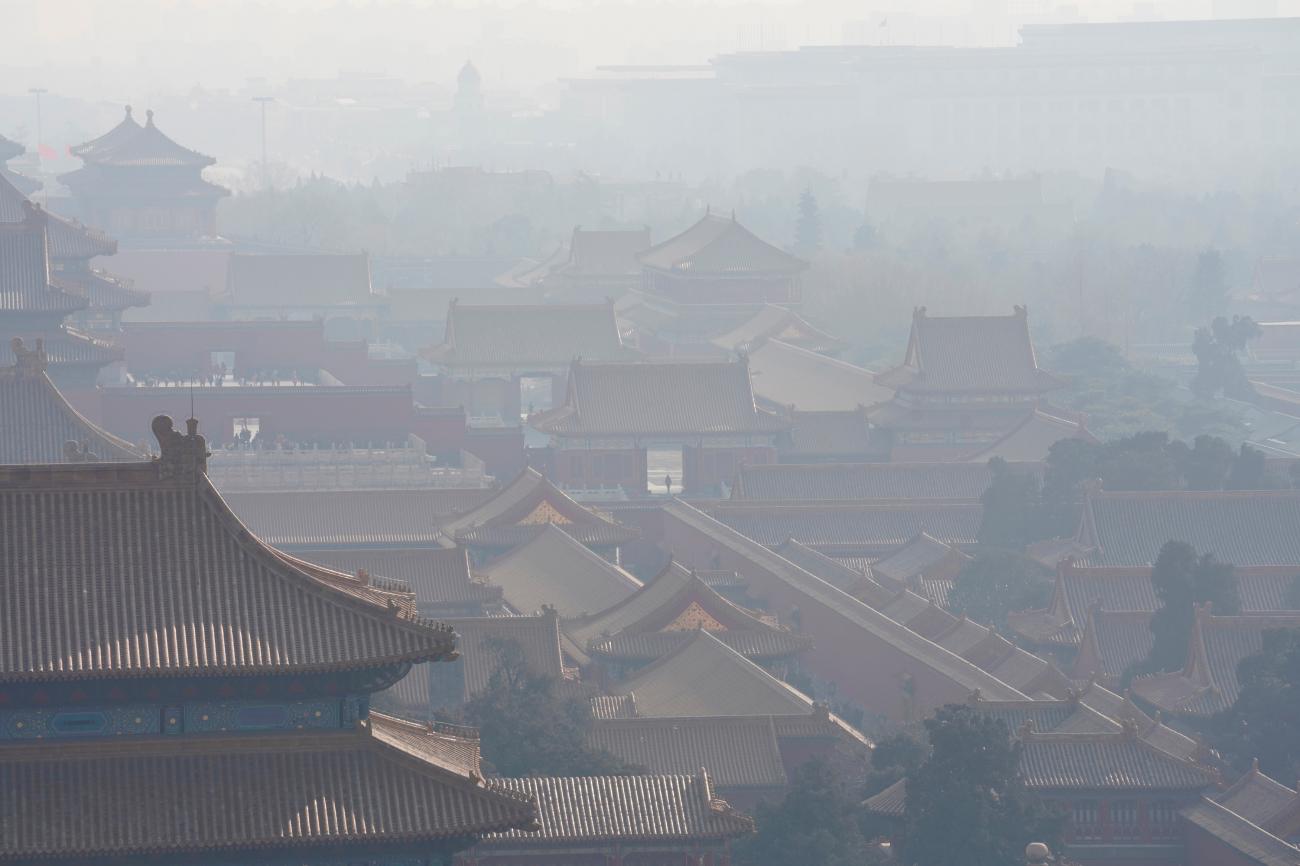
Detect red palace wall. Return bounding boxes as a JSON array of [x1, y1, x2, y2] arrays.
[[660, 509, 980, 723]]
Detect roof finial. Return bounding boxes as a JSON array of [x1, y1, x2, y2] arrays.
[[125, 104, 133, 118], [145, 108, 155, 127], [152, 414, 210, 482], [9, 337, 47, 377]]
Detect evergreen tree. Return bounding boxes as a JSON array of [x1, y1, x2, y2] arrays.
[[734, 759, 884, 866], [1225, 443, 1269, 490], [899, 706, 1063, 866], [1191, 315, 1261, 399], [1212, 627, 1300, 782], [461, 638, 639, 776], [948, 550, 1052, 628], [1130, 541, 1240, 680], [977, 457, 1045, 549], [795, 189, 823, 255]]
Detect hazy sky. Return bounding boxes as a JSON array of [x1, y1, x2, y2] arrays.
[[7, 0, 1295, 100]]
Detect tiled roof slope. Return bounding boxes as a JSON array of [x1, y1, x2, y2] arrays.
[[701, 499, 982, 552], [963, 409, 1095, 462], [424, 302, 629, 369], [222, 488, 483, 548], [0, 173, 116, 260], [438, 467, 638, 549], [0, 329, 122, 369], [482, 771, 753, 843], [1181, 797, 1300, 866], [55, 270, 148, 312], [774, 539, 877, 597], [733, 461, 1031, 501], [1214, 763, 1300, 831], [609, 630, 814, 718], [877, 307, 1062, 394], [294, 547, 502, 610], [551, 227, 651, 278], [746, 339, 894, 412], [567, 562, 811, 662], [0, 713, 537, 861], [0, 342, 145, 464], [1079, 489, 1300, 568], [0, 439, 457, 683], [0, 205, 84, 315], [588, 716, 789, 789], [225, 253, 373, 307], [68, 106, 214, 168], [1018, 729, 1216, 790], [638, 213, 806, 275], [711, 306, 845, 354], [532, 359, 788, 437], [448, 614, 566, 699], [1071, 608, 1155, 685], [663, 500, 1031, 700], [1132, 609, 1300, 717], [479, 523, 642, 618], [872, 532, 971, 588]]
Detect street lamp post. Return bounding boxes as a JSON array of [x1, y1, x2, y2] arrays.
[[251, 96, 274, 191], [28, 88, 47, 203]]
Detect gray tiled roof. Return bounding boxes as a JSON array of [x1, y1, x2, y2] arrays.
[[638, 213, 806, 275], [1017, 731, 1216, 791], [294, 546, 500, 609], [0, 360, 144, 464], [483, 772, 754, 843], [424, 302, 628, 369], [588, 716, 788, 789], [746, 339, 892, 412], [0, 462, 456, 683], [702, 500, 982, 551], [479, 523, 641, 618], [0, 713, 535, 860], [733, 461, 1030, 501]]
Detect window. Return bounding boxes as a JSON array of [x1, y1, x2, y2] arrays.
[[1070, 800, 1103, 841], [1110, 800, 1141, 841]]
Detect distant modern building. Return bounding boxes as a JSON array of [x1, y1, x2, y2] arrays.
[[60, 106, 228, 241]]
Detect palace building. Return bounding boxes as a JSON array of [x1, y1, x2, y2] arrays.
[[60, 106, 228, 241], [0, 413, 538, 864]]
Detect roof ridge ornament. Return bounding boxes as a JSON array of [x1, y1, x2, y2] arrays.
[[152, 415, 210, 481], [10, 337, 48, 377], [63, 440, 101, 464]]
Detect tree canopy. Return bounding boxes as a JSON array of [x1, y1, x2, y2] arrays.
[[734, 759, 885, 866], [1212, 627, 1300, 783], [1128, 541, 1240, 681], [948, 550, 1053, 629], [899, 705, 1063, 866], [1191, 315, 1261, 400], [460, 638, 639, 777]]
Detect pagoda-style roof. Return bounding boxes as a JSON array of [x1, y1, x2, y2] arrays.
[[226, 252, 374, 308], [0, 172, 117, 261], [294, 546, 502, 614], [732, 461, 1038, 502], [1182, 795, 1300, 866], [479, 523, 643, 618], [0, 327, 123, 370], [567, 562, 811, 663], [961, 408, 1096, 462], [712, 305, 845, 355], [700, 499, 982, 553], [588, 716, 790, 790], [747, 338, 893, 412], [0, 338, 145, 464], [1132, 607, 1300, 717], [549, 226, 651, 279], [876, 306, 1063, 395], [222, 488, 493, 549], [438, 467, 639, 549], [773, 539, 878, 597], [424, 301, 629, 371], [638, 213, 807, 276], [608, 630, 817, 717], [0, 713, 537, 862], [480, 770, 754, 847], [0, 417, 458, 684], [69, 105, 215, 168], [0, 204, 85, 316], [1208, 760, 1300, 840], [1077, 488, 1300, 568], [532, 359, 789, 438]]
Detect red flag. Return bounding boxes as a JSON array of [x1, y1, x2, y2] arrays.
[[37, 143, 57, 160]]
